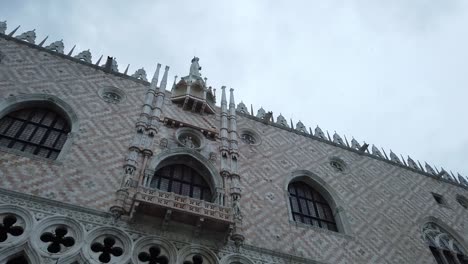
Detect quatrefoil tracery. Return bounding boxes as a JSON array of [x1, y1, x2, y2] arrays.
[[0, 215, 24, 242], [183, 254, 204, 264], [91, 237, 124, 263], [138, 246, 169, 264], [40, 226, 75, 253]]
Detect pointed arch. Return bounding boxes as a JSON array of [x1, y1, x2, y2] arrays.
[[146, 148, 223, 203], [0, 243, 42, 264], [418, 216, 468, 264], [0, 94, 79, 162], [219, 254, 254, 264], [284, 170, 351, 234]]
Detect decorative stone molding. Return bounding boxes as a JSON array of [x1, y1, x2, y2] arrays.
[[0, 187, 326, 264], [329, 157, 347, 173], [30, 215, 85, 259], [219, 253, 255, 264], [97, 86, 127, 104], [239, 128, 261, 146], [135, 186, 233, 223], [132, 236, 177, 264], [178, 245, 219, 264], [0, 205, 35, 249], [284, 170, 353, 235], [175, 127, 206, 150], [82, 226, 133, 264]]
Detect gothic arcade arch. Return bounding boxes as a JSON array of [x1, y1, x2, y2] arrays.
[[418, 216, 468, 263], [284, 170, 351, 234], [146, 148, 223, 204], [0, 94, 79, 162]]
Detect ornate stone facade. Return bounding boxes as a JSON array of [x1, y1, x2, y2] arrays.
[[0, 26, 468, 264]]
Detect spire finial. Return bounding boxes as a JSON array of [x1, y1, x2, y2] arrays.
[[159, 65, 170, 91]]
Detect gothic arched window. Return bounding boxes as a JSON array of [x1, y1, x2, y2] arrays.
[[0, 107, 70, 160], [422, 222, 468, 263], [150, 164, 212, 202], [288, 181, 337, 232]]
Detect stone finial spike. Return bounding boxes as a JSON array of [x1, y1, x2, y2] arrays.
[[314, 126, 326, 139], [333, 131, 344, 145], [150, 63, 162, 90], [309, 127, 313, 134], [371, 145, 383, 158], [221, 86, 227, 100], [400, 154, 407, 166], [124, 64, 130, 75], [38, 36, 48, 47], [326, 131, 332, 141], [173, 75, 178, 85], [407, 156, 418, 170], [381, 148, 389, 160], [290, 119, 294, 129], [159, 65, 170, 91], [75, 49, 92, 63], [229, 88, 235, 108], [95, 55, 103, 65], [67, 45, 76, 56], [450, 171, 457, 182], [250, 104, 254, 115], [351, 138, 361, 149], [458, 173, 468, 186], [8, 25, 20, 36], [389, 150, 401, 164], [425, 162, 436, 175], [343, 135, 350, 147], [0, 21, 6, 34], [417, 160, 425, 171], [16, 29, 36, 43]]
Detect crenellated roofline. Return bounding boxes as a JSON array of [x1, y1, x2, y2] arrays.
[[1, 22, 466, 191]]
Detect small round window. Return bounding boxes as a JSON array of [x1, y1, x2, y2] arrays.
[[240, 133, 256, 145], [98, 86, 126, 104], [239, 129, 260, 146], [329, 158, 346, 172], [175, 128, 205, 150]]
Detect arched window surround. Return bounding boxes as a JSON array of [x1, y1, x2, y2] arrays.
[[145, 148, 223, 204], [0, 94, 79, 162], [418, 216, 468, 262], [284, 170, 352, 235]]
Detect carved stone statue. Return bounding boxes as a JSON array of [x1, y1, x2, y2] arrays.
[[189, 57, 202, 77], [232, 196, 242, 220], [182, 136, 195, 148]]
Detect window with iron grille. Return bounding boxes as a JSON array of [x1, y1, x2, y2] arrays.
[[150, 164, 212, 202], [288, 181, 337, 232], [0, 107, 70, 160]]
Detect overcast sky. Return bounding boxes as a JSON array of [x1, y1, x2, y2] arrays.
[[2, 0, 468, 177]]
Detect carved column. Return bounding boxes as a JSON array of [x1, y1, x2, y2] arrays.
[[110, 63, 168, 217]]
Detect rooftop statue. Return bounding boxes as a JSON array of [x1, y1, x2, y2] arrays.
[[190, 57, 202, 77]]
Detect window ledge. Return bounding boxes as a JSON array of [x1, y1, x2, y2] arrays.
[[288, 219, 354, 239], [0, 146, 62, 165]]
